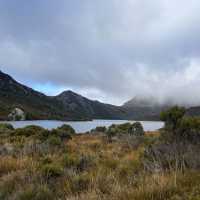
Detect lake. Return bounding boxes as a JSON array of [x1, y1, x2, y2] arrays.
[[0, 120, 164, 133]]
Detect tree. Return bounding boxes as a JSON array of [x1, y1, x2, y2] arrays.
[[160, 106, 186, 132], [160, 106, 186, 141], [128, 122, 144, 136]]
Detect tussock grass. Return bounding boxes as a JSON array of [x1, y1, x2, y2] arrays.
[[0, 128, 200, 200]]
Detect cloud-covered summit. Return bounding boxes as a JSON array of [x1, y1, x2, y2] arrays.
[[1, 0, 200, 105]]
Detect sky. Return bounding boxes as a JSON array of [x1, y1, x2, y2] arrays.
[[1, 0, 200, 105]]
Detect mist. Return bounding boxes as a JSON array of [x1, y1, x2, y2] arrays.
[[0, 0, 200, 105]]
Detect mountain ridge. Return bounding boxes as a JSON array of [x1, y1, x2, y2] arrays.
[[0, 70, 125, 120], [1, 70, 200, 121]]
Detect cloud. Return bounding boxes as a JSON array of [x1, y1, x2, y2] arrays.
[[0, 0, 200, 105]]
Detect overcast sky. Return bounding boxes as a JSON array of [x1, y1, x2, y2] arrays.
[[1, 0, 200, 105]]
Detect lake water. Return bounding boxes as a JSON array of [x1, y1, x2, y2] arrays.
[[0, 120, 164, 133]]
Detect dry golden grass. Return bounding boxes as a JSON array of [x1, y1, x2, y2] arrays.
[[0, 132, 200, 200]]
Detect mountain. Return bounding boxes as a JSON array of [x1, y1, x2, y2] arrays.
[[122, 96, 200, 120], [122, 96, 169, 120], [0, 70, 84, 120], [56, 90, 125, 119], [0, 70, 125, 120], [1, 70, 200, 121]]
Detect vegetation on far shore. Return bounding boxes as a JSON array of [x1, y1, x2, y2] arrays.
[[0, 106, 200, 199]]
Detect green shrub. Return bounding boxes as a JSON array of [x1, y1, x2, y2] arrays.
[[13, 128, 36, 137], [177, 117, 200, 143], [71, 173, 90, 193], [106, 125, 118, 141], [0, 123, 14, 136], [13, 126, 45, 137], [36, 129, 51, 141], [40, 163, 63, 178], [23, 125, 44, 132], [47, 135, 62, 146], [76, 155, 95, 171], [62, 154, 80, 168], [57, 124, 75, 135], [34, 185, 53, 200], [16, 185, 53, 200], [41, 156, 53, 165], [16, 187, 35, 200], [129, 122, 145, 136], [92, 126, 107, 133], [160, 106, 186, 133], [118, 123, 132, 133], [51, 129, 72, 140], [160, 106, 200, 143], [106, 122, 144, 141], [0, 123, 14, 130]]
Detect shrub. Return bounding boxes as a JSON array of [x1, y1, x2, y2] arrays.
[[106, 122, 145, 141], [40, 163, 63, 178], [160, 106, 200, 143], [13, 126, 42, 137], [0, 123, 14, 135], [57, 124, 75, 135], [41, 156, 53, 165], [16, 185, 53, 200], [13, 128, 35, 137], [76, 155, 95, 171], [106, 125, 118, 141], [47, 135, 62, 146], [34, 185, 53, 200], [118, 123, 132, 133], [62, 154, 80, 168], [36, 129, 51, 141], [143, 141, 200, 172], [51, 129, 72, 141], [129, 122, 144, 136], [16, 187, 35, 200], [177, 117, 200, 143], [93, 126, 107, 133], [160, 106, 186, 133], [0, 123, 14, 130], [0, 174, 18, 199], [71, 173, 90, 193]]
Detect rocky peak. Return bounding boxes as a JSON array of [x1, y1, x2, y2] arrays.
[[58, 90, 80, 98], [0, 70, 16, 84]]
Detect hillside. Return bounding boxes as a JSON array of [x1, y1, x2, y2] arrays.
[[0, 71, 125, 120], [1, 70, 200, 121], [0, 71, 86, 120], [122, 96, 170, 120], [56, 91, 126, 120]]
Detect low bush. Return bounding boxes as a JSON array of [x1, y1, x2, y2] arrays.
[[13, 127, 39, 137], [40, 163, 63, 179], [51, 129, 72, 140], [70, 173, 90, 193], [106, 122, 145, 141], [47, 135, 62, 146], [16, 185, 53, 200], [57, 124, 75, 135], [0, 123, 14, 130], [92, 126, 107, 133], [76, 155, 95, 171], [0, 123, 14, 135], [62, 154, 80, 168], [13, 128, 31, 137], [144, 142, 200, 172], [129, 122, 144, 136]]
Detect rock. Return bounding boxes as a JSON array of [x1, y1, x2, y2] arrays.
[[8, 108, 26, 121]]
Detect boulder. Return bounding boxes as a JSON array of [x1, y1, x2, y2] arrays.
[[8, 108, 26, 121]]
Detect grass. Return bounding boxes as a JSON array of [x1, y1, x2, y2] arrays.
[[0, 128, 200, 200]]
